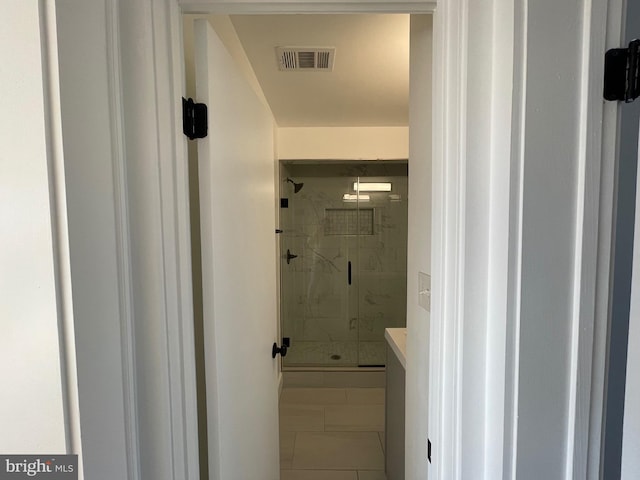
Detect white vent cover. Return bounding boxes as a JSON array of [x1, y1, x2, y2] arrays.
[[276, 47, 335, 71]]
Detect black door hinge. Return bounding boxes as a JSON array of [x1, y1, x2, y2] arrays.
[[604, 39, 640, 102], [182, 97, 208, 139]]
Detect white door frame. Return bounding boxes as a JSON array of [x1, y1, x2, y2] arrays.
[[502, 0, 624, 477], [568, 0, 628, 477], [150, 1, 460, 479], [97, 0, 625, 479]]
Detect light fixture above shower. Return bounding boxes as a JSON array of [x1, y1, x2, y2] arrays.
[[286, 177, 304, 193], [353, 182, 392, 192]]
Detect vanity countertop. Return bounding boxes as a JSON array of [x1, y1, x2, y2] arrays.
[[384, 328, 407, 369]]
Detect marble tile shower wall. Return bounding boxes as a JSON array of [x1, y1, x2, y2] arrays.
[[281, 168, 408, 366]]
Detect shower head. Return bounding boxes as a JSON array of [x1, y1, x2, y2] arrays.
[[286, 177, 304, 193]]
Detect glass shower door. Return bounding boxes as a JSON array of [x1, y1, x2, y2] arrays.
[[280, 170, 360, 367], [279, 162, 408, 368]]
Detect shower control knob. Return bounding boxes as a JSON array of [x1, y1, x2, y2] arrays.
[[272, 342, 288, 359], [286, 249, 298, 264]]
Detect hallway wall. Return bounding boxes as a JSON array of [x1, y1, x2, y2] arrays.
[[405, 14, 432, 479], [278, 126, 408, 160], [0, 0, 70, 454]]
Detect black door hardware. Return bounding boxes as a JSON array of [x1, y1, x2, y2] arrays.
[[604, 39, 640, 102], [286, 249, 298, 264], [348, 261, 352, 285], [272, 342, 288, 358], [182, 97, 208, 139]]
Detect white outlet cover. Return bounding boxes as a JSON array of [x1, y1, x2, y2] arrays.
[[418, 272, 431, 312]]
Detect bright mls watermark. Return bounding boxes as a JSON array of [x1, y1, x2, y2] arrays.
[[0, 456, 77, 479]]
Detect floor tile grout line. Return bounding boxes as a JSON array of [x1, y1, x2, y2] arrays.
[[290, 431, 298, 469], [323, 405, 326, 432], [376, 430, 385, 455]]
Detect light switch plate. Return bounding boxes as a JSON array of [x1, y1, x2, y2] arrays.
[[418, 272, 431, 312]]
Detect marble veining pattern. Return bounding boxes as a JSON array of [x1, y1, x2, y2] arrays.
[[281, 163, 407, 367]]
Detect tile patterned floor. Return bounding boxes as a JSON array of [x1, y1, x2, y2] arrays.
[[280, 387, 387, 480]]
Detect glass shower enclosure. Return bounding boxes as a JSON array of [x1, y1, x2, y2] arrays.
[[279, 161, 408, 367]]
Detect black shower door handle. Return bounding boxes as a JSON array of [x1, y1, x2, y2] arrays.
[[348, 261, 352, 285]]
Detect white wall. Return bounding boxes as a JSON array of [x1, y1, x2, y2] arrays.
[[184, 15, 271, 111], [0, 1, 82, 456], [0, 0, 69, 454], [1, 2, 188, 478], [278, 126, 408, 160], [405, 15, 432, 480]]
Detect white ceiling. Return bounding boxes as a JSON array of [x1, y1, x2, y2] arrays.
[[227, 14, 410, 127]]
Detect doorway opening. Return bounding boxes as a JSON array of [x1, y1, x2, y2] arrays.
[[183, 11, 430, 480]]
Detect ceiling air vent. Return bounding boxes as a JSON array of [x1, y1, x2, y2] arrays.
[[276, 47, 335, 71]]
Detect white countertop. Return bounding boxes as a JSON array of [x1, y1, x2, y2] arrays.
[[385, 328, 407, 369]]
